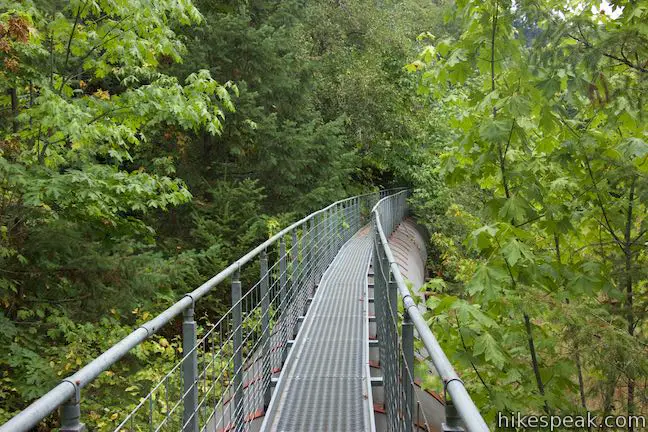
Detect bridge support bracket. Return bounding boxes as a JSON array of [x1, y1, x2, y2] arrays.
[[442, 400, 465, 432], [59, 399, 86, 432]]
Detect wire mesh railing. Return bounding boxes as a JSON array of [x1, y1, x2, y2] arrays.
[[0, 190, 401, 432], [371, 191, 490, 432]]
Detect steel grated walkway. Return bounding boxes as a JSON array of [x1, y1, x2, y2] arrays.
[[262, 227, 374, 432]]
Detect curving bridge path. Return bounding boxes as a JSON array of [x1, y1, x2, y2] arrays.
[[0, 190, 489, 432]]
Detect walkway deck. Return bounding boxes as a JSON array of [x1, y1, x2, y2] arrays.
[[262, 227, 374, 432]]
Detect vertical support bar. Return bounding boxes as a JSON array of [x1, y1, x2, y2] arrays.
[[279, 239, 288, 364], [335, 204, 339, 247], [331, 204, 338, 250], [315, 214, 322, 285], [232, 268, 243, 429], [331, 204, 337, 251], [402, 310, 415, 432], [319, 210, 329, 274], [333, 204, 338, 250], [279, 238, 287, 315], [291, 230, 298, 293], [298, 224, 306, 313], [310, 216, 317, 290], [327, 208, 332, 263], [358, 196, 363, 227], [342, 202, 347, 237], [348, 200, 353, 236], [388, 280, 398, 326], [260, 250, 271, 408], [291, 229, 299, 337], [331, 206, 335, 258], [321, 211, 326, 276], [183, 302, 199, 432], [340, 202, 345, 242], [60, 388, 85, 432], [345, 201, 350, 240], [391, 194, 395, 233]]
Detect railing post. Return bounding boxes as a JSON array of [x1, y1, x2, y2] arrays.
[[388, 277, 397, 327], [358, 196, 363, 227], [338, 203, 343, 245], [297, 225, 307, 312], [335, 204, 340, 246], [389, 196, 394, 234], [402, 310, 415, 432], [291, 230, 298, 291], [309, 217, 317, 290], [290, 229, 299, 336], [260, 250, 272, 408], [327, 207, 333, 263], [355, 196, 359, 227], [279, 238, 288, 364], [344, 202, 351, 240], [314, 214, 321, 286], [59, 387, 85, 432], [340, 202, 345, 241], [331, 206, 336, 257], [333, 204, 339, 250], [320, 212, 325, 279], [279, 238, 287, 312], [231, 268, 243, 429], [182, 301, 199, 432]]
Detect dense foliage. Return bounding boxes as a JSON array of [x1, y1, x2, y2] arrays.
[[410, 0, 648, 427], [0, 0, 446, 429], [2, 0, 646, 429]]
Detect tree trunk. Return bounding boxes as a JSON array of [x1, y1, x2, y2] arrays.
[[624, 177, 636, 431], [9, 88, 18, 133], [524, 313, 549, 413]]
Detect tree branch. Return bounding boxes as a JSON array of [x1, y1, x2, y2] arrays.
[[568, 32, 647, 73], [59, 1, 87, 93], [582, 153, 624, 249], [455, 315, 493, 395]]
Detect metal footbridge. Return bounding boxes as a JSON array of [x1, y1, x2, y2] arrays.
[[1, 190, 489, 432], [263, 228, 374, 432]]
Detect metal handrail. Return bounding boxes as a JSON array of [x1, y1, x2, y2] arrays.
[[1, 188, 404, 432], [371, 191, 490, 432]]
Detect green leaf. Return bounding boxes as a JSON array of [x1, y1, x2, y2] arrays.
[[501, 239, 533, 266], [466, 264, 508, 295], [508, 94, 531, 117], [479, 119, 511, 142], [474, 333, 505, 369], [498, 196, 528, 224], [619, 138, 648, 159], [470, 224, 498, 250]]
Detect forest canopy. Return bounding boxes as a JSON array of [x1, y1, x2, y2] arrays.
[[0, 0, 646, 430]]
